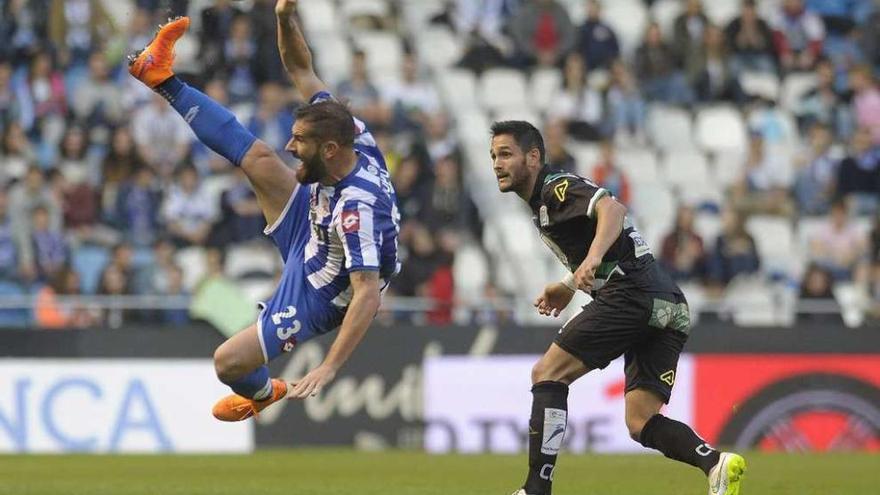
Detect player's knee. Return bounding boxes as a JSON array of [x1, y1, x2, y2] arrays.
[[213, 345, 246, 384], [625, 412, 652, 443]]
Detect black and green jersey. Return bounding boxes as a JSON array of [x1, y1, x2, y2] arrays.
[[527, 166, 677, 293]]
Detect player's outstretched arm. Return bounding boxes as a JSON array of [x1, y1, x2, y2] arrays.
[[573, 196, 626, 291], [288, 270, 381, 399], [276, 0, 329, 101]]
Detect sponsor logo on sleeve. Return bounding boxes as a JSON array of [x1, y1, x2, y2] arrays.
[[341, 211, 361, 234], [553, 180, 569, 202]]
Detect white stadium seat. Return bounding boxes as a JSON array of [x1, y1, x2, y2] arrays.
[[312, 33, 352, 85], [341, 0, 389, 20], [712, 151, 746, 187], [225, 244, 279, 280], [739, 71, 781, 101], [650, 0, 683, 37], [694, 213, 722, 244], [298, 0, 339, 34], [416, 26, 463, 70], [746, 215, 797, 275], [616, 148, 659, 182], [704, 0, 739, 27], [631, 182, 675, 232], [662, 150, 710, 187], [438, 69, 478, 112], [531, 68, 563, 115], [647, 105, 695, 150], [780, 72, 817, 111], [174, 247, 208, 291], [355, 32, 403, 75], [479, 69, 529, 113], [453, 243, 490, 302], [695, 105, 748, 153], [601, 0, 649, 57]]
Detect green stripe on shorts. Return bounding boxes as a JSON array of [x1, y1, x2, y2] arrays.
[[649, 298, 691, 334]]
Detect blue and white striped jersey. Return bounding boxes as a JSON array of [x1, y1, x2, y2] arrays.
[[290, 91, 400, 308]]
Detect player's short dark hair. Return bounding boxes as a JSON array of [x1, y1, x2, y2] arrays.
[[490, 120, 545, 163], [296, 100, 356, 147]]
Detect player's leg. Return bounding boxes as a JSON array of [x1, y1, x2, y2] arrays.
[[211, 323, 288, 421], [625, 293, 745, 494], [519, 343, 590, 495], [127, 17, 296, 226]]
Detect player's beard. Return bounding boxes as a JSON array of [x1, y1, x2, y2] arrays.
[[497, 157, 526, 193], [296, 150, 328, 184]]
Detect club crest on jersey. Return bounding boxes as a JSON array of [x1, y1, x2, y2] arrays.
[[539, 206, 549, 227], [341, 210, 360, 233], [554, 180, 569, 202]]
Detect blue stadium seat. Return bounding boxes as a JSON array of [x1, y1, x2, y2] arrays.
[[0, 281, 31, 328], [71, 245, 111, 295]]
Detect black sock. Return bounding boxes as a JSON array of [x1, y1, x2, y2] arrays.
[[638, 414, 721, 475], [523, 381, 569, 495]]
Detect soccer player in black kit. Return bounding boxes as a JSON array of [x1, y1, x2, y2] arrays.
[[489, 121, 745, 495]]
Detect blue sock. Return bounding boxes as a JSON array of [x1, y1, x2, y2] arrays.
[[224, 365, 272, 400], [155, 76, 257, 166]]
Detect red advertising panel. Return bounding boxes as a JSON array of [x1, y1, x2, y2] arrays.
[[695, 355, 880, 452]]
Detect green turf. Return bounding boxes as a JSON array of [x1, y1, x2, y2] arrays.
[[1, 450, 878, 495]]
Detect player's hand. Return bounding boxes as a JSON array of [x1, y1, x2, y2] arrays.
[[534, 282, 575, 318], [275, 0, 297, 17], [288, 364, 337, 399], [574, 256, 601, 292]]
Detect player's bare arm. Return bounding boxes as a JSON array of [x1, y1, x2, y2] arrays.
[[276, 0, 329, 101], [288, 270, 381, 399], [574, 196, 626, 292]]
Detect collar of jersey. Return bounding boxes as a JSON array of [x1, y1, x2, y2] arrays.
[[529, 164, 552, 210]]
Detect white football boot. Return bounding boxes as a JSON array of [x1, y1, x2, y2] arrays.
[[707, 452, 747, 495]]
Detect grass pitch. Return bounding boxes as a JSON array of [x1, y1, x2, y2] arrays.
[[2, 450, 877, 495]]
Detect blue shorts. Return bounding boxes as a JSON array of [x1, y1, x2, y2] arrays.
[[256, 185, 345, 362]]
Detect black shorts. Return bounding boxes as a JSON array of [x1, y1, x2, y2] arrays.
[[554, 288, 690, 403]]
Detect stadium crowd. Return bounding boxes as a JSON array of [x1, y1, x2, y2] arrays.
[[0, 0, 879, 328]]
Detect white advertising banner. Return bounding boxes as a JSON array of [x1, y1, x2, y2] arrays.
[[0, 359, 253, 453], [424, 355, 694, 453]]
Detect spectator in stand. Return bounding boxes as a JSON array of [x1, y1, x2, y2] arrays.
[[808, 198, 868, 281], [160, 264, 190, 325], [423, 112, 459, 165], [706, 207, 761, 290], [725, 0, 777, 74], [591, 140, 631, 205], [247, 82, 294, 156], [861, 7, 880, 73], [508, 0, 575, 68], [249, 0, 286, 85], [114, 166, 162, 246], [797, 261, 841, 323], [793, 123, 840, 215], [99, 264, 134, 327], [730, 132, 794, 217], [849, 64, 880, 145], [770, 0, 825, 72], [1, 122, 35, 184], [383, 52, 442, 133], [71, 52, 125, 130], [0, 189, 20, 282], [394, 222, 439, 299], [8, 167, 62, 252], [1, 0, 48, 64], [15, 51, 66, 139], [215, 167, 265, 245], [452, 0, 518, 52], [222, 14, 258, 104], [836, 127, 880, 215], [796, 57, 852, 136], [48, 0, 116, 68], [199, 0, 244, 77], [425, 228, 457, 325], [56, 125, 94, 186], [392, 155, 429, 222], [148, 238, 179, 295], [101, 242, 139, 294], [27, 205, 68, 282], [336, 50, 388, 129], [132, 93, 192, 178], [576, 0, 620, 70], [544, 119, 576, 172], [672, 0, 710, 71], [124, 8, 155, 57], [634, 22, 693, 106], [34, 266, 98, 329], [0, 61, 19, 131], [50, 167, 104, 246], [688, 24, 746, 104], [161, 165, 217, 247], [101, 126, 145, 216], [606, 60, 647, 143], [423, 155, 471, 231], [547, 52, 604, 141], [659, 204, 705, 282]]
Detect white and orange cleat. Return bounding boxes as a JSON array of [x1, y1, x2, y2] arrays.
[[127, 16, 190, 88], [212, 378, 289, 422]]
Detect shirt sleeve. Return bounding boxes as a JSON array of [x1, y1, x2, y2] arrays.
[[542, 176, 609, 224], [334, 200, 380, 272]]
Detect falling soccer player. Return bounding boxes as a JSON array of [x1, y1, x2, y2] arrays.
[[488, 121, 745, 495], [127, 0, 400, 421]]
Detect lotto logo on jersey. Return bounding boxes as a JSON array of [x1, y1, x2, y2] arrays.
[[341, 211, 360, 233]]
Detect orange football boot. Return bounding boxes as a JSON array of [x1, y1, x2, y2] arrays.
[[212, 378, 289, 422], [127, 16, 191, 88]]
